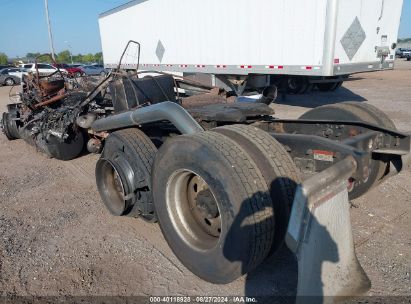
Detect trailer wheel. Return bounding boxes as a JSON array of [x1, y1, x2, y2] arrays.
[[2, 112, 20, 140], [287, 76, 309, 94], [96, 128, 157, 221], [152, 131, 274, 283], [299, 102, 393, 199], [212, 125, 301, 255]]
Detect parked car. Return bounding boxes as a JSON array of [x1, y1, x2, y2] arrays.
[[2, 67, 27, 79], [69, 63, 83, 68], [80, 64, 107, 76], [0, 68, 24, 86], [403, 50, 411, 60], [53, 63, 84, 77], [19, 63, 67, 76], [396, 48, 411, 58], [0, 65, 13, 70]]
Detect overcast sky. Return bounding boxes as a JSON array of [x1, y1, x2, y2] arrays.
[[1, 0, 410, 57]]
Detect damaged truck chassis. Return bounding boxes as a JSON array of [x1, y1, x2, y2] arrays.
[[1, 47, 410, 299]]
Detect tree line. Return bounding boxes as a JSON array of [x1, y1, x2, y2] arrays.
[[0, 50, 103, 65], [25, 50, 103, 64], [0, 53, 8, 65]]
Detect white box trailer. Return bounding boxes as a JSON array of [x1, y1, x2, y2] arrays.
[[99, 0, 403, 93]]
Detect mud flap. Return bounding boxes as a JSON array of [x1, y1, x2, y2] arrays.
[[286, 156, 371, 303]]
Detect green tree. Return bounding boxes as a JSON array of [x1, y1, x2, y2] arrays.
[[94, 52, 103, 63], [25, 52, 41, 62], [82, 53, 95, 63], [0, 52, 9, 65], [56, 50, 71, 63], [71, 54, 83, 63]]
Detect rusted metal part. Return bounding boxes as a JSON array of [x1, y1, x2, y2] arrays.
[[18, 54, 69, 109], [181, 94, 229, 108], [89, 131, 110, 139], [33, 90, 68, 109], [39, 79, 65, 96], [209, 87, 226, 96]]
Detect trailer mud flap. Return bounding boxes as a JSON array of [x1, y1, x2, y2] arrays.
[[286, 156, 371, 303]]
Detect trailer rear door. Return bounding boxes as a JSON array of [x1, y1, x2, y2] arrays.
[[334, 0, 403, 74]]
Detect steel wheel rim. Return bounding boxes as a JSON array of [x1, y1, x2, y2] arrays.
[[166, 169, 221, 251], [98, 159, 127, 215], [5, 79, 14, 86]]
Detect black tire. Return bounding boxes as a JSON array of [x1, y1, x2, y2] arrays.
[[4, 78, 15, 86], [96, 128, 157, 221], [152, 131, 274, 283], [342, 102, 396, 130], [212, 125, 301, 255], [299, 102, 394, 199], [316, 82, 339, 92], [75, 72, 81, 78], [287, 76, 309, 94], [2, 112, 20, 140]]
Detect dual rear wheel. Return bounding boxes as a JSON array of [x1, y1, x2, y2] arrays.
[[285, 76, 343, 94], [153, 126, 300, 283], [97, 126, 301, 283]]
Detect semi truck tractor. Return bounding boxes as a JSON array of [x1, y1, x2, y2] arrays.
[[2, 42, 410, 301], [99, 0, 403, 95], [1, 0, 408, 300]]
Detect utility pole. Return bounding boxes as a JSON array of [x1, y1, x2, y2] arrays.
[[65, 41, 74, 64], [44, 0, 56, 61]]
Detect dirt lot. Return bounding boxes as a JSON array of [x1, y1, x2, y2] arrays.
[[0, 60, 410, 300]]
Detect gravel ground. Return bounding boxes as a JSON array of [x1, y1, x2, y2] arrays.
[[0, 60, 410, 300]]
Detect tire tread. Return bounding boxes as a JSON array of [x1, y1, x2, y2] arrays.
[[192, 131, 274, 270]]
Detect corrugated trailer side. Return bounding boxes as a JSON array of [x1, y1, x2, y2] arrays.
[[98, 0, 403, 94], [99, 0, 329, 76]]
